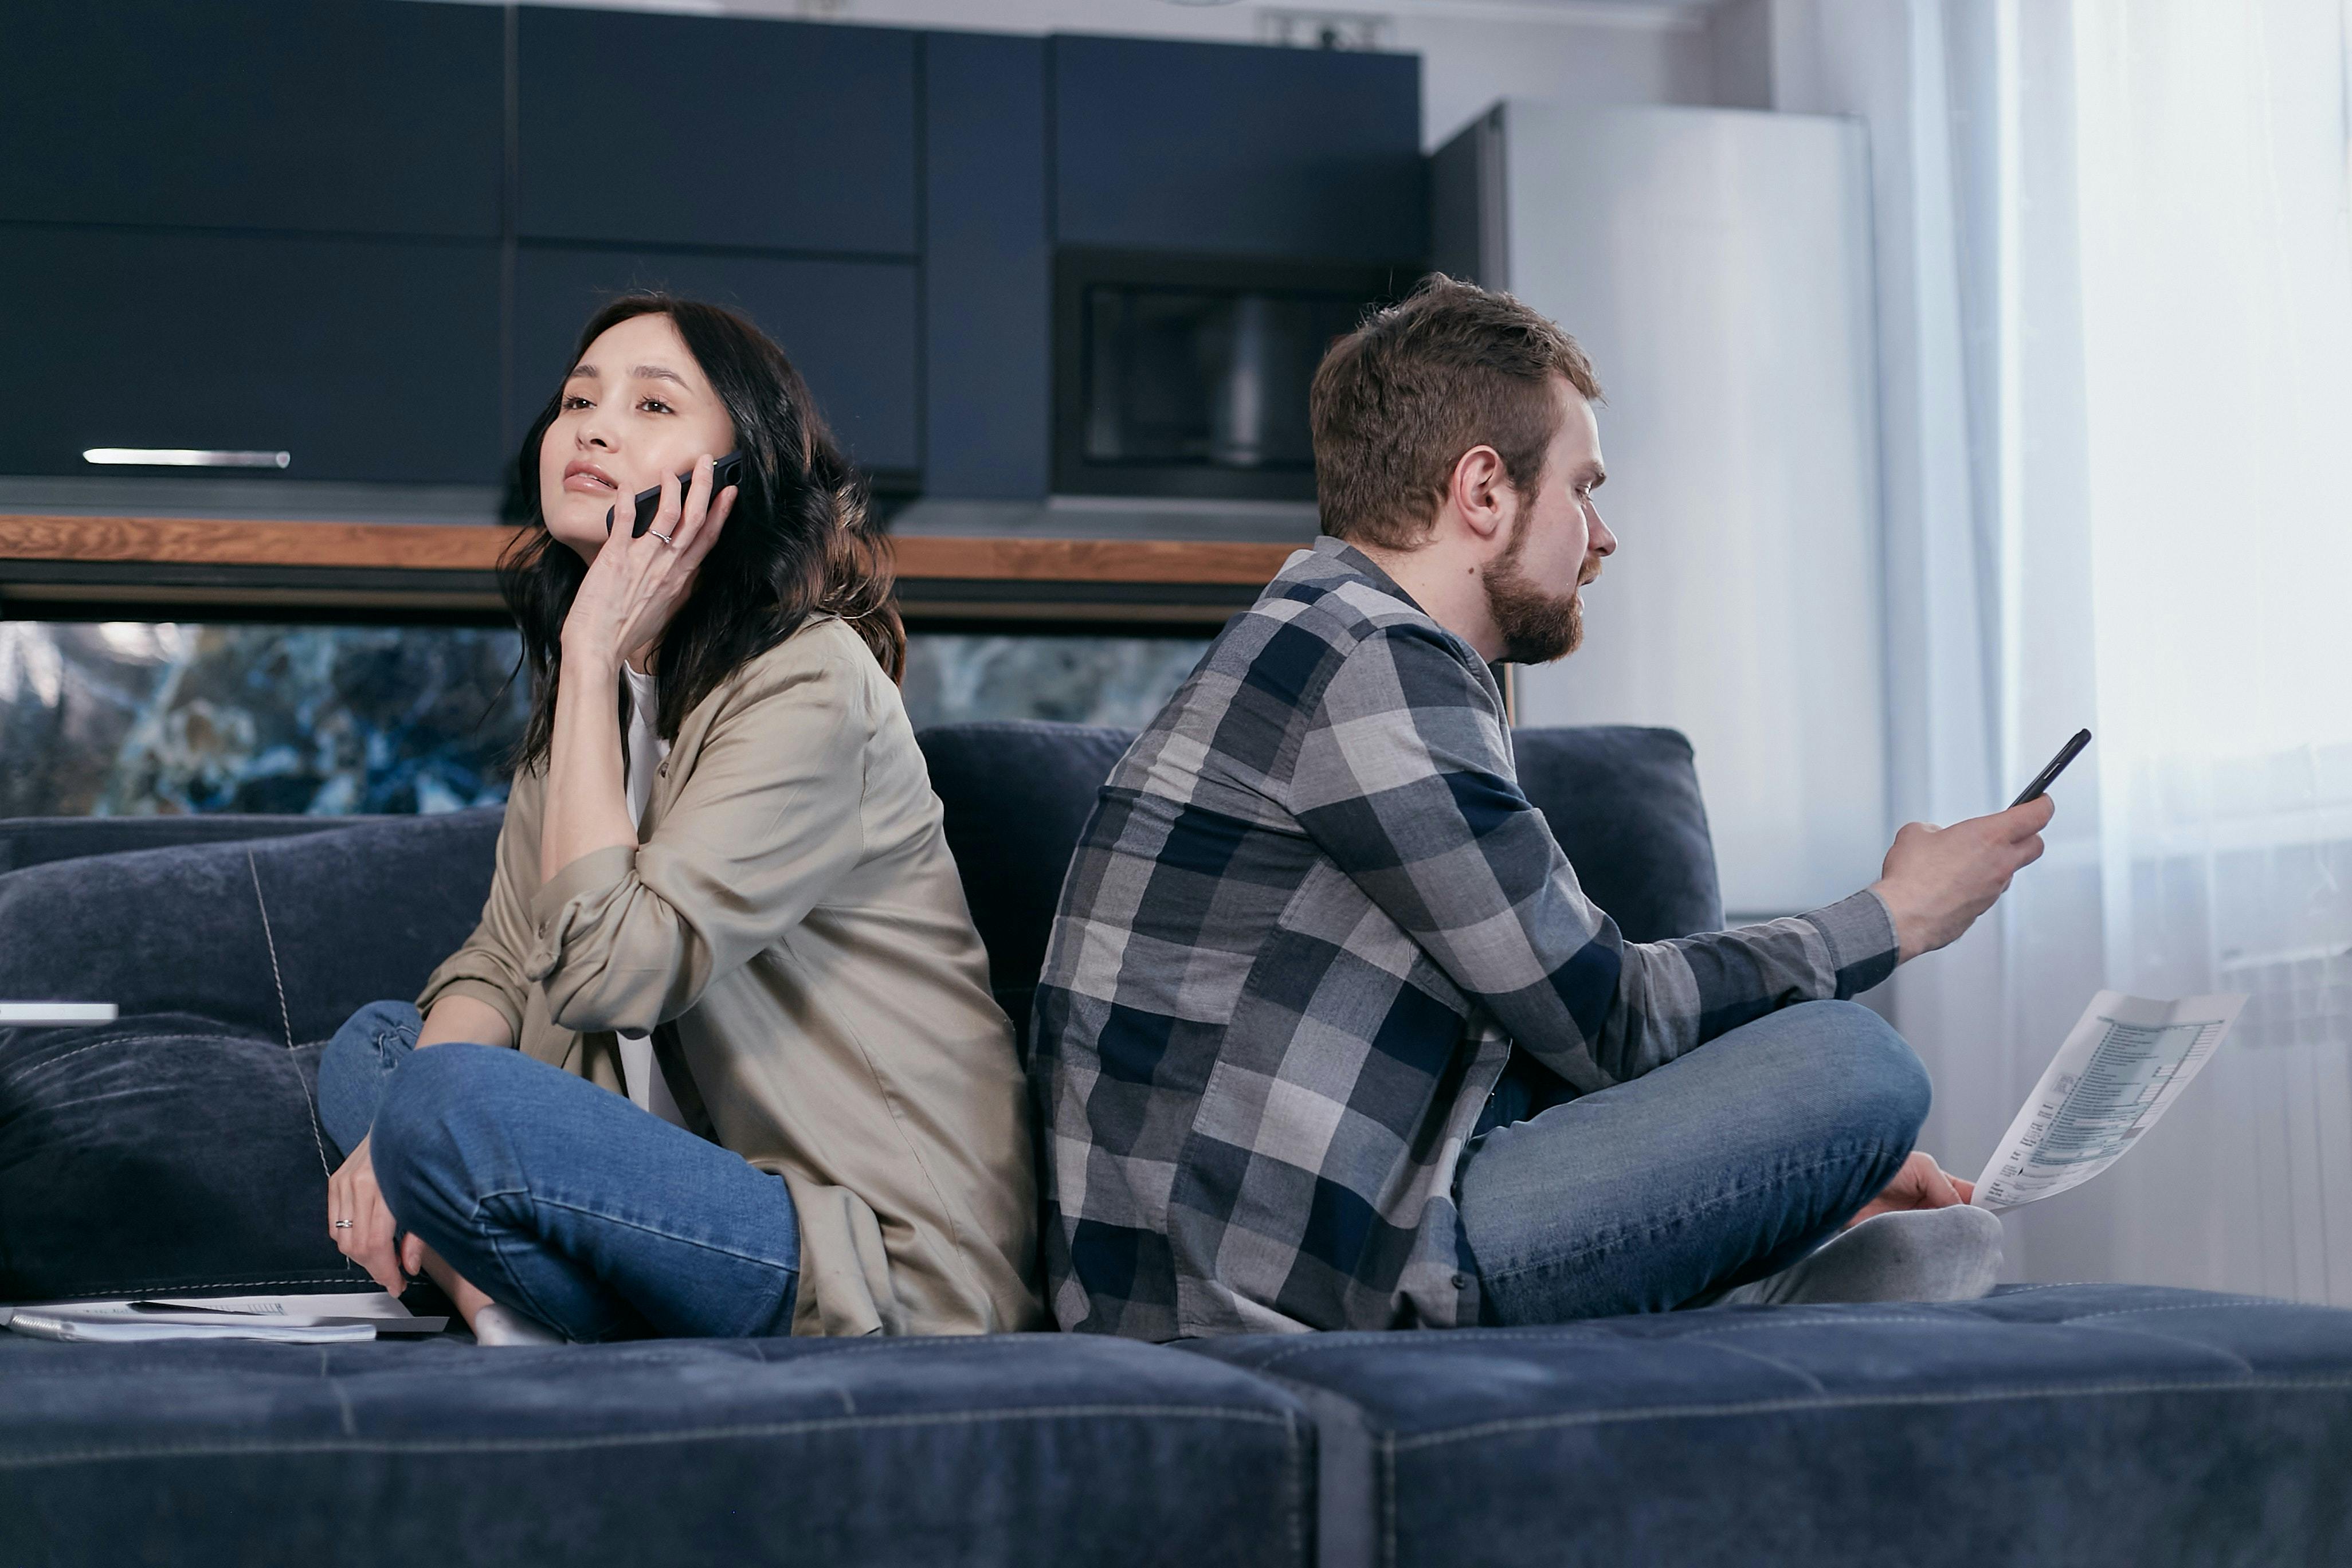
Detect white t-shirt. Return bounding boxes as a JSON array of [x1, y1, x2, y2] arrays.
[[617, 662, 688, 1128]]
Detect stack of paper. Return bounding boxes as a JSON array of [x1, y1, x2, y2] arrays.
[[1, 1291, 446, 1343]]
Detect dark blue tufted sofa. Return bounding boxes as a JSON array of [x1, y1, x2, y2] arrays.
[[4, 722, 2349, 1567]]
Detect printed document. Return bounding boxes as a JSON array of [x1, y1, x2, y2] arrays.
[[1973, 991, 2245, 1211]]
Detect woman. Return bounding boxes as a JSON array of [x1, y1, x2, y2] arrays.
[[316, 295, 1041, 1343]]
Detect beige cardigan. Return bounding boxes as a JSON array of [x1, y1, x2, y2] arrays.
[[415, 616, 1043, 1337]]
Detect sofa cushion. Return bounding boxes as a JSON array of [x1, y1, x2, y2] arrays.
[[1185, 1283, 2352, 1568], [0, 812, 393, 876], [916, 722, 1138, 1042], [0, 1331, 1314, 1568], [0, 1016, 370, 1301], [916, 721, 1724, 1044], [0, 807, 500, 1044], [0, 812, 500, 1301], [1510, 725, 1723, 940]]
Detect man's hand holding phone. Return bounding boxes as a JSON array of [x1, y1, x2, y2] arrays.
[[1867, 731, 2087, 963], [1869, 796, 2053, 962]]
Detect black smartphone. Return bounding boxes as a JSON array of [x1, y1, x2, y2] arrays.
[[2008, 728, 2092, 809], [607, 450, 745, 538]]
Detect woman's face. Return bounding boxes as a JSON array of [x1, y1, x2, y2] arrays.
[[538, 311, 737, 559]]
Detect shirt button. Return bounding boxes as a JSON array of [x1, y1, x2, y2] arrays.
[[1452, 1273, 1473, 1291]]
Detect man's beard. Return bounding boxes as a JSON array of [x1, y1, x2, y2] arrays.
[[1481, 515, 1591, 665]]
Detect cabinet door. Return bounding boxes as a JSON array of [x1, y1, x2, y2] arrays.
[[0, 226, 503, 485], [514, 249, 919, 477], [0, 0, 502, 239], [1053, 37, 1425, 264], [924, 31, 1050, 500], [516, 10, 917, 257]]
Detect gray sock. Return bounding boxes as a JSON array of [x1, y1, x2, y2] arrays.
[[1715, 1204, 2005, 1308]]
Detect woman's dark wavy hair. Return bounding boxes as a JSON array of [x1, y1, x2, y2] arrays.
[[499, 293, 903, 771]]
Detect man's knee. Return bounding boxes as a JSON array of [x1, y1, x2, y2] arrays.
[[1790, 999, 1932, 1148]]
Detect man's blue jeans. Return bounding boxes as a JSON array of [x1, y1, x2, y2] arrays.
[[317, 1000, 801, 1342], [1457, 999, 1931, 1323]]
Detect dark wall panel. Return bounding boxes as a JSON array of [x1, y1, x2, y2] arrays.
[[924, 31, 1050, 500], [513, 248, 919, 475], [0, 226, 503, 485], [1053, 37, 1425, 263], [516, 10, 917, 256], [0, 0, 503, 239]]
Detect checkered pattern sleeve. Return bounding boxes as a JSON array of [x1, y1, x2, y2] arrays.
[[1290, 623, 1899, 1089]]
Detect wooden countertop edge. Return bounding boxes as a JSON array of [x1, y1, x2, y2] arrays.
[[0, 514, 1301, 586]]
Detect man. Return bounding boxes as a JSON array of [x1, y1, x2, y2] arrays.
[[1031, 277, 2045, 1339]]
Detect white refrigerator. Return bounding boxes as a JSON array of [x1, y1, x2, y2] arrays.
[[1434, 100, 1887, 920]]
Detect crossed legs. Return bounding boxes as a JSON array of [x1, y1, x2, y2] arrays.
[[1456, 999, 1971, 1323], [317, 1001, 801, 1342]]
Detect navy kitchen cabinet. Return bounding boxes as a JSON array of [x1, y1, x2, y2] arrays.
[[923, 31, 1051, 501], [0, 228, 503, 485], [0, 0, 502, 240], [513, 248, 919, 478], [1052, 36, 1424, 264], [516, 9, 918, 257], [0, 0, 1428, 501]]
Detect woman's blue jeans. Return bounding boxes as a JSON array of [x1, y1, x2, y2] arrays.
[[317, 1000, 801, 1342], [1457, 999, 1932, 1322]]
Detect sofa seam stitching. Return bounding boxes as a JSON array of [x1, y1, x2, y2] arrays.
[[0, 1034, 281, 1089], [2058, 1300, 2291, 1324], [0, 1404, 1300, 1470], [13, 1277, 369, 1299], [1221, 1293, 2296, 1373], [1383, 1374, 2352, 1453], [1382, 1431, 1396, 1568], [248, 850, 334, 1192]]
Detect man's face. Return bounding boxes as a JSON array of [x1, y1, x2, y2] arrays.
[[1483, 383, 1615, 664]]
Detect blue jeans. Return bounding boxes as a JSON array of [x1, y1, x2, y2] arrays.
[[317, 1000, 801, 1342], [1456, 999, 1930, 1323]]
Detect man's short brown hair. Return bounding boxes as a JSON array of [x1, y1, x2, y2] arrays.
[[1309, 275, 1601, 550]]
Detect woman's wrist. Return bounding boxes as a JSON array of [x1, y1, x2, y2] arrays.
[[560, 637, 621, 684]]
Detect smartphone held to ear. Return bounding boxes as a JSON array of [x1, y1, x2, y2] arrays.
[[606, 451, 744, 539], [2009, 728, 2092, 809]]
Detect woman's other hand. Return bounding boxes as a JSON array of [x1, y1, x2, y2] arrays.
[[327, 1134, 422, 1293], [1845, 1149, 1975, 1228], [559, 452, 738, 675]]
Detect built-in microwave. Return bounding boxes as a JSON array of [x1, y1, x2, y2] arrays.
[[1053, 249, 1409, 501]]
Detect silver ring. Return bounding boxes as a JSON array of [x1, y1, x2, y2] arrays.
[[648, 527, 675, 544], [334, 1219, 354, 1229]]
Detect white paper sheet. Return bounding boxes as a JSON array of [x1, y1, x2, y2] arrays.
[[3, 1312, 375, 1344], [1973, 990, 2246, 1211], [138, 1291, 421, 1321], [1, 1291, 443, 1340]]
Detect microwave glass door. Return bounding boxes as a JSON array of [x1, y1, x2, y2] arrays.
[[1081, 286, 1363, 472], [1055, 252, 1404, 500]]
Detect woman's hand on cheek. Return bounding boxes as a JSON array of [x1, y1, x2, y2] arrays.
[[559, 453, 739, 675]]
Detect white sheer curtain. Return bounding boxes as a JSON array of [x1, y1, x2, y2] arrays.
[[1774, 0, 2352, 1301]]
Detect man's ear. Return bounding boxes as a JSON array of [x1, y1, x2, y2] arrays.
[[1447, 444, 1512, 546]]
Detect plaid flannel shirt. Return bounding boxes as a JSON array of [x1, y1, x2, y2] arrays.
[[1030, 537, 1899, 1338]]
